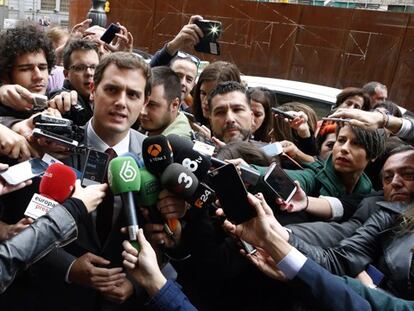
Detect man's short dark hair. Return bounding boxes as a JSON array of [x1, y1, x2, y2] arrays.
[[62, 39, 99, 70], [336, 124, 385, 160], [151, 66, 181, 103], [207, 81, 250, 112], [0, 23, 55, 79], [362, 81, 387, 96], [387, 145, 414, 159], [93, 52, 152, 97]]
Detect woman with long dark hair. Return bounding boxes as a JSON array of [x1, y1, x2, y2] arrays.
[[248, 87, 277, 143]]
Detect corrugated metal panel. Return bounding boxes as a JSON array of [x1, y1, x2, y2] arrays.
[[69, 0, 414, 111]]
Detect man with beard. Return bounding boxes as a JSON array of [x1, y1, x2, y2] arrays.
[[207, 81, 253, 144]]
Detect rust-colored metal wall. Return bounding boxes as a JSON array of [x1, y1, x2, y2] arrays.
[[70, 0, 414, 111]]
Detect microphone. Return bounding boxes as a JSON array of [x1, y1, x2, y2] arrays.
[[108, 156, 141, 249], [168, 133, 260, 186], [161, 163, 215, 209], [138, 167, 177, 234], [142, 135, 173, 176], [123, 152, 178, 233], [166, 134, 211, 181], [161, 163, 199, 198], [25, 163, 77, 219]]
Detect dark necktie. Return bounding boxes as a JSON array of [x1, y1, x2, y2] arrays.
[[96, 148, 117, 245]]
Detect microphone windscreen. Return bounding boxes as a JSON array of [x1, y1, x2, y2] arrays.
[[108, 156, 141, 195], [138, 168, 161, 206], [142, 135, 173, 175], [39, 163, 77, 203], [120, 152, 145, 168], [160, 163, 199, 199], [167, 134, 211, 180]]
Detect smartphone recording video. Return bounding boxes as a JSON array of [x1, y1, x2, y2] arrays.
[[209, 163, 256, 224], [81, 149, 110, 186], [271, 107, 295, 120], [100, 23, 121, 44], [263, 162, 297, 202], [0, 158, 48, 185], [194, 20, 222, 55]]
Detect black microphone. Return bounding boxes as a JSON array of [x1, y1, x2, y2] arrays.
[[161, 163, 215, 209], [168, 133, 260, 186], [166, 134, 211, 181], [142, 135, 173, 176]]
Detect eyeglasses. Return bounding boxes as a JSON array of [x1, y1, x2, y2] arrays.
[[176, 51, 201, 68], [69, 64, 97, 72]]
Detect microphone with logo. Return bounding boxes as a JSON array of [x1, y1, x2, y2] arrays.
[[119, 152, 174, 233], [165, 135, 216, 208], [160, 163, 215, 209], [168, 133, 260, 186], [142, 135, 173, 176], [108, 156, 141, 250], [166, 134, 211, 181], [142, 135, 185, 230], [25, 163, 77, 219]]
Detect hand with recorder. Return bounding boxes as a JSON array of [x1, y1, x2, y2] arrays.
[[272, 108, 311, 139]]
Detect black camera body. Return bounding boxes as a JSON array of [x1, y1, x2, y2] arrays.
[[33, 115, 84, 142], [63, 103, 92, 127]]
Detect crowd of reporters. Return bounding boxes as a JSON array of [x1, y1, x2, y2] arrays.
[[0, 13, 414, 311]]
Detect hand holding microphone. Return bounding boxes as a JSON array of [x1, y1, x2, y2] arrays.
[[71, 180, 107, 213]]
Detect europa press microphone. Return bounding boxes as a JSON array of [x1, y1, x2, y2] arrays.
[[25, 163, 77, 219], [108, 156, 141, 250]]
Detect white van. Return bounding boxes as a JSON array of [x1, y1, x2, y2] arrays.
[[242, 75, 413, 120]]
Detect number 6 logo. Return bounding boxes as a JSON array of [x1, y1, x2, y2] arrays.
[[177, 172, 193, 189]]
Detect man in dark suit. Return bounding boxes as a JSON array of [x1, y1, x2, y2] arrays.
[[28, 52, 184, 311]]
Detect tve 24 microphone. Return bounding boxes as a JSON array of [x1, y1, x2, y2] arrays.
[[108, 156, 141, 249], [142, 135, 173, 176], [25, 163, 77, 219], [161, 163, 215, 209]]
